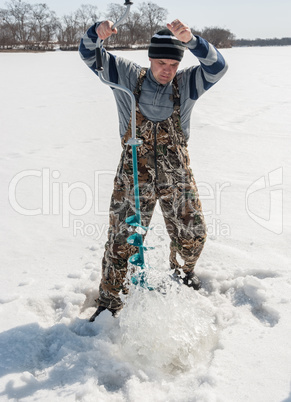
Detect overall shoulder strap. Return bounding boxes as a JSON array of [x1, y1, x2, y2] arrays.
[[171, 75, 181, 109], [133, 68, 148, 102]]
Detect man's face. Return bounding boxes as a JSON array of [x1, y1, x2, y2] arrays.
[[149, 58, 180, 85]]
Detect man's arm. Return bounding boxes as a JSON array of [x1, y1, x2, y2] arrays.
[[187, 35, 228, 100], [168, 19, 228, 100], [79, 21, 140, 88], [79, 22, 142, 139]]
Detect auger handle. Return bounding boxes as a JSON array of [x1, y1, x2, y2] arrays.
[[95, 46, 103, 71], [113, 1, 133, 30], [95, 0, 133, 71]]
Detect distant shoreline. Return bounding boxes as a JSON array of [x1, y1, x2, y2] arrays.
[[1, 44, 291, 53]]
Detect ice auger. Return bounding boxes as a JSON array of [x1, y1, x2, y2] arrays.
[[95, 1, 153, 290]]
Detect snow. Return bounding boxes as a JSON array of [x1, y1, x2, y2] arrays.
[[1, 46, 291, 401]]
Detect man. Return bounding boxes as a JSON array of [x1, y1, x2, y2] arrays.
[[79, 19, 228, 321]]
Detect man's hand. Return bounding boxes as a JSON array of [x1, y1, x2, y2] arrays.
[[96, 20, 118, 40], [167, 20, 192, 44]]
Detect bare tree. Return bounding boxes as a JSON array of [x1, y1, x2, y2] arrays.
[[0, 9, 13, 48], [125, 11, 144, 45], [105, 3, 125, 46], [138, 1, 168, 40], [2, 0, 33, 47], [190, 27, 202, 37], [105, 3, 146, 47], [30, 4, 58, 49], [105, 1, 168, 46], [42, 13, 59, 49], [201, 27, 235, 48], [76, 4, 100, 34], [58, 4, 100, 49], [106, 3, 124, 22], [58, 12, 80, 49]]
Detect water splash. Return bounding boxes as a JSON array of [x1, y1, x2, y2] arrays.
[[117, 275, 218, 378]]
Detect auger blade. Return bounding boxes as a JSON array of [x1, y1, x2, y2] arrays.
[[127, 233, 143, 247], [126, 215, 148, 231], [127, 234, 154, 249], [129, 253, 145, 267], [131, 271, 154, 291]]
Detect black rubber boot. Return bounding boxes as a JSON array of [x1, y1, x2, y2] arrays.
[[89, 306, 106, 322], [183, 272, 202, 290], [89, 305, 119, 322]]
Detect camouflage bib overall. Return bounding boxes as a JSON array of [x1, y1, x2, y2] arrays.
[[98, 69, 207, 311]]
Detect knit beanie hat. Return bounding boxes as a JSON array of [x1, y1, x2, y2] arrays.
[[148, 28, 185, 62]]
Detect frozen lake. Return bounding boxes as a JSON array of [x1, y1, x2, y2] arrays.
[[0, 46, 291, 401]]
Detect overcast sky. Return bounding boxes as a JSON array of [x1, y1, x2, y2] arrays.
[[1, 0, 290, 39]]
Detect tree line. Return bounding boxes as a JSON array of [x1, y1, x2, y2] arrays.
[[0, 0, 236, 50], [0, 1, 99, 50], [1, 0, 289, 51], [234, 37, 291, 47]]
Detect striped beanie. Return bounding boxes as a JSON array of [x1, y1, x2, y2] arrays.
[[148, 28, 185, 61]]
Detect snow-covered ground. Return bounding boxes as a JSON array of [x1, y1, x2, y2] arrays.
[[0, 46, 291, 401]]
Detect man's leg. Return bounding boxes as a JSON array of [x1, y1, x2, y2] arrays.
[[158, 164, 207, 279], [96, 167, 157, 315]]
